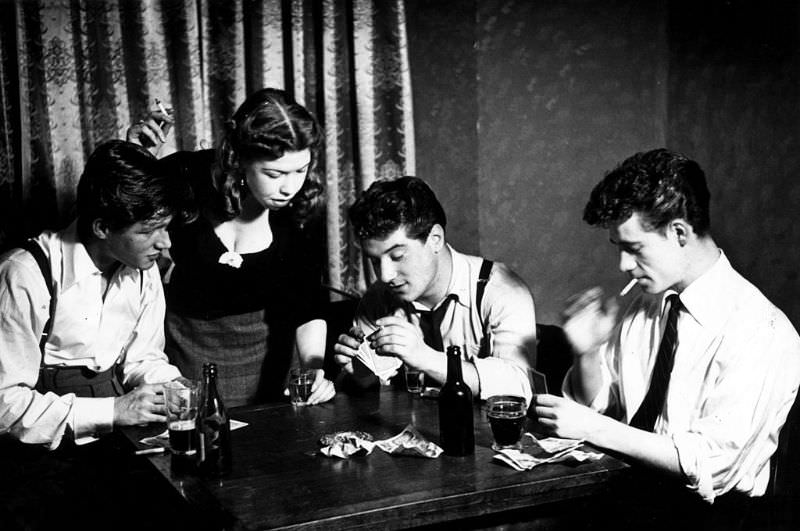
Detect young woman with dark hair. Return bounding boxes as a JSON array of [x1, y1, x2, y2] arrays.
[[129, 89, 335, 407]]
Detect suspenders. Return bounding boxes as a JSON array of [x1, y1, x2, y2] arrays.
[[476, 259, 493, 358], [19, 239, 55, 355], [20, 239, 125, 398]]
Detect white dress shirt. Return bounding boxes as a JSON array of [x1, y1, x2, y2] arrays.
[[358, 246, 537, 402], [565, 252, 800, 501], [0, 222, 180, 448]]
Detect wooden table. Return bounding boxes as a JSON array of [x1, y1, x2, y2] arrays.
[[122, 386, 630, 530]]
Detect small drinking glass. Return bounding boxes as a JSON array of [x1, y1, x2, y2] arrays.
[[164, 378, 200, 456], [404, 366, 423, 394], [486, 395, 527, 451], [289, 368, 314, 405]]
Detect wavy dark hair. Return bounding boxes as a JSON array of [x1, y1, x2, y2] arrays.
[[583, 148, 711, 235], [349, 176, 447, 242], [77, 140, 192, 235], [214, 88, 324, 227]]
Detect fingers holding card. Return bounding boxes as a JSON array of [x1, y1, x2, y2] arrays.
[[354, 319, 402, 382]]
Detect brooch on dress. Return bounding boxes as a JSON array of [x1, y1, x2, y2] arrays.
[[218, 251, 243, 269]]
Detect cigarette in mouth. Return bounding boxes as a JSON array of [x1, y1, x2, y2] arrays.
[[619, 278, 638, 297]]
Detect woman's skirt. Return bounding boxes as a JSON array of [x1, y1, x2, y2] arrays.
[[165, 309, 294, 407]]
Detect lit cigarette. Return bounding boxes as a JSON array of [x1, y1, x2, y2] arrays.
[[154, 98, 170, 117], [619, 278, 638, 297], [135, 447, 165, 456]]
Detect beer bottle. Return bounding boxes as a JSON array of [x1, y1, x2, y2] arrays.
[[438, 345, 475, 455], [198, 363, 232, 477]]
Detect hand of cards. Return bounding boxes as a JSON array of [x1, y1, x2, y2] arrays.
[[349, 282, 413, 382], [352, 324, 402, 382]]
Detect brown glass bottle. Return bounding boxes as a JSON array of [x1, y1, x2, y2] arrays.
[[198, 363, 232, 477], [438, 345, 475, 456]]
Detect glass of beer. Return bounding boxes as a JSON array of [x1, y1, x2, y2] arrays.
[[289, 368, 314, 405], [486, 395, 527, 451], [165, 378, 200, 456]]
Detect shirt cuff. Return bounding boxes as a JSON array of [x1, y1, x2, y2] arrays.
[[671, 431, 716, 502], [146, 364, 182, 384], [473, 357, 532, 404], [561, 366, 612, 412], [73, 397, 115, 438], [126, 363, 182, 387]]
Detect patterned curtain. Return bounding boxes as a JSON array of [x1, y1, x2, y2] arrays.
[[0, 0, 415, 296]]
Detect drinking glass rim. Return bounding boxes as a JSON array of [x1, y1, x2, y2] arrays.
[[486, 394, 526, 403]]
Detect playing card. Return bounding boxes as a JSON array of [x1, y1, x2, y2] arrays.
[[355, 330, 402, 381]]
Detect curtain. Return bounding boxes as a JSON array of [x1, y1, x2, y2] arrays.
[[0, 0, 415, 296]]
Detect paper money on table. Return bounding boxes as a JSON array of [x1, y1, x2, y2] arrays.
[[492, 434, 603, 471], [375, 424, 443, 458], [526, 434, 584, 454], [318, 431, 376, 458]]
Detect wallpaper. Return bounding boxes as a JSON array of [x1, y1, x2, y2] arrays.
[[407, 0, 800, 328]]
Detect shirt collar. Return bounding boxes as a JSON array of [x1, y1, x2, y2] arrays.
[[59, 221, 140, 291], [411, 244, 470, 312], [60, 221, 103, 291], [447, 245, 472, 309], [676, 250, 734, 331]]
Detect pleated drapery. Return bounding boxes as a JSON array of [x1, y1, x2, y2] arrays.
[[0, 0, 415, 296]]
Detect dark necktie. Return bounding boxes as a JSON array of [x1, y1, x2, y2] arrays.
[[629, 293, 682, 432], [418, 295, 457, 352]]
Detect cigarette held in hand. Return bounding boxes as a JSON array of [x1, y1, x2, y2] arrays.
[[155, 98, 170, 117], [619, 278, 638, 297]]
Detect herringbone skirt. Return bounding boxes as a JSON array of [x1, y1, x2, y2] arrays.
[[165, 309, 293, 407]]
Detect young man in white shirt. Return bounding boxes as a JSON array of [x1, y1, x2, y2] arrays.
[[0, 140, 189, 449], [333, 176, 536, 402], [533, 148, 800, 527]]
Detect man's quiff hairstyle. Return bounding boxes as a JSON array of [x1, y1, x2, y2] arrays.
[[77, 140, 191, 234], [583, 148, 711, 235], [348, 176, 446, 242]]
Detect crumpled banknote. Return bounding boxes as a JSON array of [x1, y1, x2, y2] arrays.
[[318, 425, 443, 459], [492, 433, 603, 471], [318, 431, 376, 458], [375, 424, 443, 458]]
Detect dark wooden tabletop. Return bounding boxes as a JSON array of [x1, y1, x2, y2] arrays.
[[121, 386, 630, 530]]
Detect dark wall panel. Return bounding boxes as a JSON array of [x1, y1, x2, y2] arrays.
[[406, 0, 480, 255], [475, 0, 668, 324], [406, 0, 800, 327], [667, 1, 800, 327]]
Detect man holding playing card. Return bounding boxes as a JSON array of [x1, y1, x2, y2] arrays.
[[333, 177, 537, 402], [534, 149, 800, 528]]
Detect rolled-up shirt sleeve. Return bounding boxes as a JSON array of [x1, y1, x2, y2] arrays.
[[0, 253, 113, 448], [558, 255, 800, 500], [474, 263, 536, 403], [670, 323, 800, 501]]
